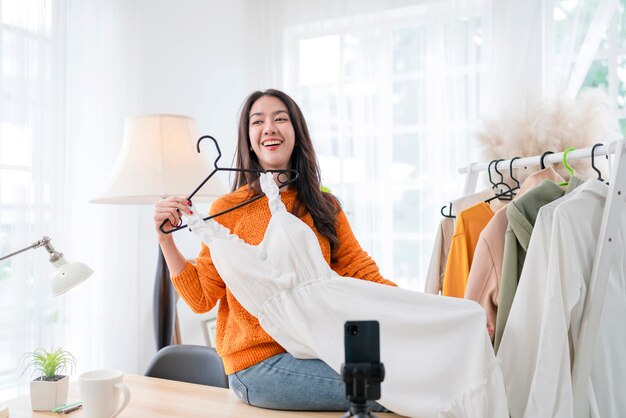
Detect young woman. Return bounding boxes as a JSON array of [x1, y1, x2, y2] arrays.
[[153, 89, 395, 411]]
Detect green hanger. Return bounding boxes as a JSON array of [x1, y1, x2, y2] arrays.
[[558, 147, 576, 186]]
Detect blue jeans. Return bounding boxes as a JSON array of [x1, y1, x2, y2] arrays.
[[228, 353, 388, 412]]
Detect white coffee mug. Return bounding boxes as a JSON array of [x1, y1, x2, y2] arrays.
[[79, 369, 130, 418]]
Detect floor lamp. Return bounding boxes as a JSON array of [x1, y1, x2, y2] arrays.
[[90, 115, 226, 350]]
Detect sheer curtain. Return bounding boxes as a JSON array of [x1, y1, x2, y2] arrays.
[[276, 0, 490, 290], [274, 0, 623, 291], [62, 0, 143, 375], [549, 0, 619, 98], [1, 0, 146, 399], [485, 0, 545, 112], [0, 0, 68, 399]]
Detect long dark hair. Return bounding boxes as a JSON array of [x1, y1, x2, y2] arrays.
[[232, 89, 341, 254]]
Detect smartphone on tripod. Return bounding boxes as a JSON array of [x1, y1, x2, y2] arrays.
[[343, 320, 382, 401]]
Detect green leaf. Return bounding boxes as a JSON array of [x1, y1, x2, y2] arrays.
[[20, 347, 76, 380]]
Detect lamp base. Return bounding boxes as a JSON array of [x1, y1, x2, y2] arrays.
[[0, 402, 8, 418]]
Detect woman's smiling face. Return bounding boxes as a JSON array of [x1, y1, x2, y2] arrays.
[[248, 95, 296, 171]]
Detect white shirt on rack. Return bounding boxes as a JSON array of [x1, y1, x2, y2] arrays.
[[497, 179, 626, 418]]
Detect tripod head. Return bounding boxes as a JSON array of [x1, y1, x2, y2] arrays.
[[341, 362, 385, 418]]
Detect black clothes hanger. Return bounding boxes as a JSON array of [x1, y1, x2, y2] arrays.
[[487, 159, 515, 202], [487, 160, 498, 188], [540, 151, 554, 170], [438, 160, 499, 218], [490, 156, 522, 201], [591, 143, 605, 182], [160, 135, 299, 234], [508, 157, 522, 189], [440, 202, 455, 219]]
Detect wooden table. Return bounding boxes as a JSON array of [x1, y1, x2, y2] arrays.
[[3, 374, 403, 417]]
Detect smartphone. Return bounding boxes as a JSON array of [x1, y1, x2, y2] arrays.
[[344, 320, 380, 363], [343, 320, 381, 400]]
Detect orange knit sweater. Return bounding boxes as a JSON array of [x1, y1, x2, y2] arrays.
[[171, 187, 396, 375]]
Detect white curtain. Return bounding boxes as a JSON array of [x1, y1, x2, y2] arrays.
[[273, 0, 622, 292], [0, 0, 68, 399], [62, 0, 144, 375], [487, 0, 621, 104], [549, 0, 619, 98], [273, 0, 490, 290], [1, 0, 147, 399], [485, 0, 545, 112]]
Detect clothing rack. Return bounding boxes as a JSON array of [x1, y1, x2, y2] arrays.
[[458, 139, 626, 418], [458, 143, 616, 196]]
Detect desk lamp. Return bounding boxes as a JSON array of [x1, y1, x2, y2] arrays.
[[90, 114, 226, 350], [0, 236, 92, 418], [0, 236, 93, 295]]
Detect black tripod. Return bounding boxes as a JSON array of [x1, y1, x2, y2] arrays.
[[341, 362, 385, 418]]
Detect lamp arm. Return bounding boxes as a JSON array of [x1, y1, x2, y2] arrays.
[[0, 236, 63, 263]]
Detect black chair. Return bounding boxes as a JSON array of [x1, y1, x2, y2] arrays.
[[145, 344, 229, 388]]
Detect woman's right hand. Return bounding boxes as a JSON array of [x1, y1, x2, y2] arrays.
[[153, 197, 193, 236]]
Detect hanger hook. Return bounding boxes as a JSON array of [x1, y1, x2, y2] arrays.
[[540, 151, 554, 170], [487, 160, 497, 186], [493, 159, 505, 183], [196, 135, 222, 169], [440, 202, 454, 218], [509, 157, 521, 188], [591, 143, 604, 181], [562, 147, 576, 176]]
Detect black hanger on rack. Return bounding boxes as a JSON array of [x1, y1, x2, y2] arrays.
[[440, 202, 455, 219], [487, 159, 515, 202], [487, 160, 498, 188], [160, 135, 299, 234], [540, 151, 554, 170], [591, 142, 609, 185], [509, 157, 521, 188], [591, 143, 604, 181]]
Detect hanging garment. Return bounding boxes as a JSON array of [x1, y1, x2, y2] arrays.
[[424, 188, 503, 294], [494, 176, 585, 351], [497, 179, 626, 418], [441, 202, 494, 298], [463, 207, 507, 340], [184, 173, 509, 418], [424, 217, 455, 294], [464, 167, 564, 342]]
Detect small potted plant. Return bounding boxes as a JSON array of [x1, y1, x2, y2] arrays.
[[20, 347, 76, 411]]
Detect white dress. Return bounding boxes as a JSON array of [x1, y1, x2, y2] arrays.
[[184, 173, 508, 418]]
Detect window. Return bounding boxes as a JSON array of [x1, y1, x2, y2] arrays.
[[0, 0, 65, 399], [284, 3, 489, 290]]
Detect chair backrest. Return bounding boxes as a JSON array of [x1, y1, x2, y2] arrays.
[[145, 344, 229, 388]]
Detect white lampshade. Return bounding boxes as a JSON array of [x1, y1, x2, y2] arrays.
[[90, 114, 227, 204], [50, 256, 94, 296]]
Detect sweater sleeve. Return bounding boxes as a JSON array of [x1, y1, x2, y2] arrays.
[[170, 243, 226, 314], [330, 209, 396, 287], [170, 199, 229, 314]]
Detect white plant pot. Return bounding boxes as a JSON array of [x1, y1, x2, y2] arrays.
[[30, 375, 69, 411]]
